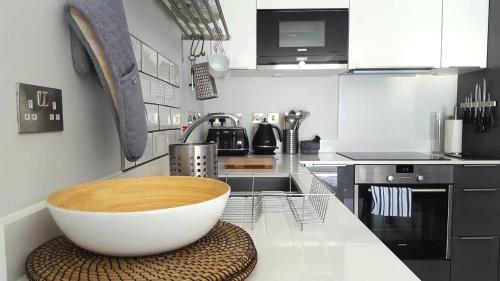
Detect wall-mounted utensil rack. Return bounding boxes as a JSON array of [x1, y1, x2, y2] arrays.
[[220, 173, 336, 230], [459, 100, 497, 109], [161, 0, 230, 41]]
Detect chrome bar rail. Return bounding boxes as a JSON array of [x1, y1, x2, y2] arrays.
[[161, 0, 230, 40]]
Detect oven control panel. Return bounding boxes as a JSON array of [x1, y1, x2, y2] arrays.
[[355, 165, 454, 184]]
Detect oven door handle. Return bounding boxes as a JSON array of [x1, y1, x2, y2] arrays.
[[367, 188, 447, 193]]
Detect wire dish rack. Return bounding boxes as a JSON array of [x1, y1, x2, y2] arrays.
[[221, 174, 336, 230]]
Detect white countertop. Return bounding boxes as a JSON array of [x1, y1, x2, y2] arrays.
[[235, 173, 419, 281], [110, 156, 420, 281], [239, 197, 419, 281], [18, 151, 500, 281]]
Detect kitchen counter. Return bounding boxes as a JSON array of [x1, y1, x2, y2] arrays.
[[10, 153, 426, 281], [111, 155, 420, 281], [237, 173, 419, 281]]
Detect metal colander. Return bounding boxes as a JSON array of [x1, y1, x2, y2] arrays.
[[169, 143, 218, 178]]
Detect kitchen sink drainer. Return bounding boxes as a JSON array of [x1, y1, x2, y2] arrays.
[[220, 173, 336, 230]]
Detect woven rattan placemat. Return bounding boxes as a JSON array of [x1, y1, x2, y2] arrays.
[[26, 221, 257, 281]]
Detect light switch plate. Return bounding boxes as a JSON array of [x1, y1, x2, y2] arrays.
[[252, 112, 265, 124], [267, 113, 280, 124], [17, 83, 63, 133]]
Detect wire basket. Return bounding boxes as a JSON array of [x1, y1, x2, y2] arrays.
[[220, 174, 336, 230], [193, 62, 218, 100]]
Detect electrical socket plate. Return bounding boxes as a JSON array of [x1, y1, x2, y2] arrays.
[[252, 112, 265, 124], [230, 113, 243, 126], [267, 113, 280, 124]]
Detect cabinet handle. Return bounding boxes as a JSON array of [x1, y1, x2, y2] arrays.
[[460, 236, 495, 240], [463, 165, 498, 167], [448, 66, 482, 69], [462, 188, 497, 192]]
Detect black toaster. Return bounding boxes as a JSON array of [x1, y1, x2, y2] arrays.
[[206, 127, 249, 156]]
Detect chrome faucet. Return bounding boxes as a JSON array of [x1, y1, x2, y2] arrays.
[[179, 112, 240, 143]]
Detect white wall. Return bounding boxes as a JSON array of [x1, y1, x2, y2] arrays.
[[203, 76, 340, 148], [202, 74, 457, 152], [0, 0, 193, 217], [337, 75, 458, 152]]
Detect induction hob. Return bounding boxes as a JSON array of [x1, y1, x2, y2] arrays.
[[337, 152, 450, 161], [445, 152, 500, 160]]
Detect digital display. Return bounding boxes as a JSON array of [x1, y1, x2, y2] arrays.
[[396, 165, 414, 173]]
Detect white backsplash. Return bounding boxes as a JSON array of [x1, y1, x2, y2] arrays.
[[337, 74, 458, 152], [203, 73, 457, 152]]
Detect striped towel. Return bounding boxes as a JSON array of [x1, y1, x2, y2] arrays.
[[370, 186, 412, 217]]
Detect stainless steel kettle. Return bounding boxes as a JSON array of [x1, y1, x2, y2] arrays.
[[252, 118, 282, 154]]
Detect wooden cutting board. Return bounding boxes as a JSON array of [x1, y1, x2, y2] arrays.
[[224, 157, 274, 169]]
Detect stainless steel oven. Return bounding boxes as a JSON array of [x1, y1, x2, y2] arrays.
[[354, 165, 454, 259]]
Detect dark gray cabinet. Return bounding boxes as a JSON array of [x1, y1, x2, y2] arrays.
[[451, 237, 499, 281], [452, 188, 500, 236], [451, 165, 500, 281], [454, 165, 500, 189], [404, 260, 450, 281]]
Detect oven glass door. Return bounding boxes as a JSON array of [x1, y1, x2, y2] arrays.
[[257, 10, 348, 64], [358, 184, 449, 259]]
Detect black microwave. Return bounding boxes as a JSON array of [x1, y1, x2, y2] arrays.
[[257, 9, 348, 66]]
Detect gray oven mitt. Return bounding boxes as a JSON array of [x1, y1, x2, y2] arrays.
[[63, 0, 147, 162]]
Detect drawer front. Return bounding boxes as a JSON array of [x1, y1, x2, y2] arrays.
[[454, 165, 500, 189], [451, 236, 499, 281], [404, 260, 450, 281], [453, 188, 500, 236]]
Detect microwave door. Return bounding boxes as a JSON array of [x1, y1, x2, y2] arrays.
[[279, 21, 326, 51]]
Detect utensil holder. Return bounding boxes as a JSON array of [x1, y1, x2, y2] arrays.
[[169, 143, 218, 178], [283, 129, 299, 154]]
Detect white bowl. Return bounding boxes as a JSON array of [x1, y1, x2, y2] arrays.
[[207, 53, 230, 78], [47, 176, 230, 257]]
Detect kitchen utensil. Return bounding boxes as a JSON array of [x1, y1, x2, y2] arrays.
[[47, 176, 230, 256], [469, 92, 474, 122], [207, 53, 230, 79], [486, 93, 495, 128], [474, 84, 480, 131], [481, 79, 487, 132], [252, 118, 282, 154], [224, 157, 274, 169], [192, 62, 219, 100], [463, 97, 470, 122], [283, 129, 299, 154], [169, 143, 218, 178]]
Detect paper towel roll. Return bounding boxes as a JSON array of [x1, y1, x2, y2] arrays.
[[445, 120, 463, 154]]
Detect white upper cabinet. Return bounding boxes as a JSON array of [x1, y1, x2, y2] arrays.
[[257, 0, 349, 9], [348, 0, 442, 69], [441, 0, 489, 68], [219, 0, 256, 69]]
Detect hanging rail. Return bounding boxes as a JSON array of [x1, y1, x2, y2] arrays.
[[161, 0, 230, 41]]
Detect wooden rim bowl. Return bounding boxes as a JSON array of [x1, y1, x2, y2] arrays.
[[48, 176, 230, 213], [47, 176, 231, 256]]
